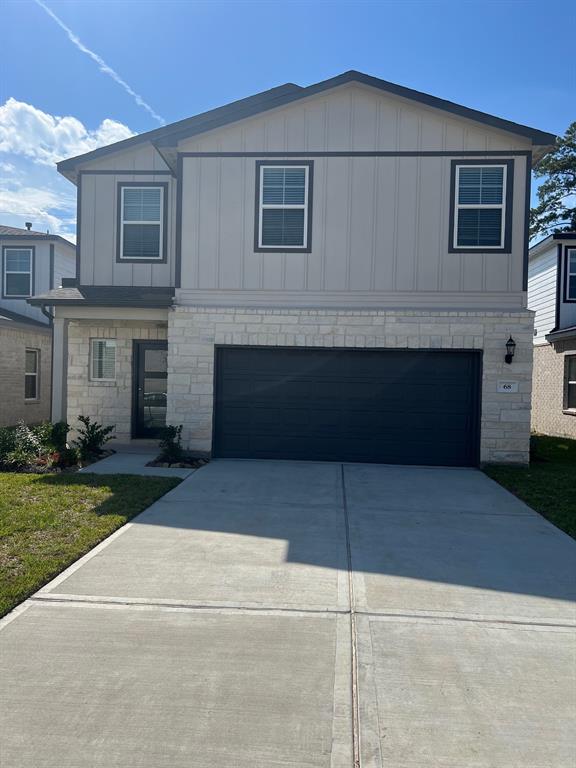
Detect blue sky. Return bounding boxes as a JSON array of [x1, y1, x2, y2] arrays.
[[1, 0, 574, 241]]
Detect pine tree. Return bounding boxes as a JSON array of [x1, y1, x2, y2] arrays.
[[530, 122, 576, 239]]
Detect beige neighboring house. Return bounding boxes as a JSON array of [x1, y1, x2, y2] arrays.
[[29, 71, 557, 465], [528, 232, 576, 438], [0, 224, 76, 427]]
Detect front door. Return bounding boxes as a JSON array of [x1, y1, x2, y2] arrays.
[[133, 340, 168, 438]]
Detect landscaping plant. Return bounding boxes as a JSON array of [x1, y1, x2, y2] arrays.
[[158, 424, 184, 464], [4, 422, 42, 468], [74, 415, 115, 461]]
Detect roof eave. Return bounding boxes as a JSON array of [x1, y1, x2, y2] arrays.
[[55, 71, 557, 179]]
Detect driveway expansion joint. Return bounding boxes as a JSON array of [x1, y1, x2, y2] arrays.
[[28, 594, 350, 617]]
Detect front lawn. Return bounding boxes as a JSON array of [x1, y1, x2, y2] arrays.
[[0, 473, 180, 617], [485, 435, 576, 540]]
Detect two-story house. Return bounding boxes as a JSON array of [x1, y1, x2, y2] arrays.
[[29, 71, 555, 465], [0, 224, 75, 427], [528, 232, 576, 438]]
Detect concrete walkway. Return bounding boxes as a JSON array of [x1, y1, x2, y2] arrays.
[[1, 461, 574, 767], [79, 450, 196, 478]]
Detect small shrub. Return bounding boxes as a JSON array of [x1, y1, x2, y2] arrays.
[[1, 422, 43, 468], [0, 427, 16, 463], [50, 421, 70, 453], [74, 415, 114, 460], [15, 421, 42, 454], [32, 421, 70, 453], [55, 446, 80, 468], [5, 446, 35, 469], [158, 424, 184, 464], [32, 422, 54, 452]]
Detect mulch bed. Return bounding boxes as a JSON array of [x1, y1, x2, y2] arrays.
[[146, 457, 209, 469]]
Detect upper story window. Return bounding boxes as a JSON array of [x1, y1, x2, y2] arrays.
[[450, 161, 513, 253], [91, 339, 116, 381], [565, 248, 576, 301], [118, 184, 166, 262], [3, 247, 33, 297], [255, 162, 313, 252]]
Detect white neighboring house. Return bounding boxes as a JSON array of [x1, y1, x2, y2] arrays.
[[29, 71, 557, 465], [528, 232, 576, 438], [0, 224, 76, 427]]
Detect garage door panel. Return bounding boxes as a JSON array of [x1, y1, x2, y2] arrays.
[[214, 348, 480, 466]]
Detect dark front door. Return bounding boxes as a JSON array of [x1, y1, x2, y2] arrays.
[[133, 340, 168, 438], [213, 347, 482, 467]]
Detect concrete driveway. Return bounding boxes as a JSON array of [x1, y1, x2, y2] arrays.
[[1, 461, 574, 767]]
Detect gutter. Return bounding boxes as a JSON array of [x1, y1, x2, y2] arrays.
[[545, 326, 576, 342]]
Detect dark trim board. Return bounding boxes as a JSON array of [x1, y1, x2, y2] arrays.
[[76, 172, 83, 284], [49, 244, 55, 290], [179, 150, 533, 158], [253, 160, 314, 254], [555, 243, 563, 331], [212, 345, 482, 467], [522, 153, 532, 291], [564, 245, 576, 303], [448, 159, 514, 254], [1, 244, 35, 299], [80, 170, 172, 176], [115, 181, 169, 264], [175, 153, 183, 288]]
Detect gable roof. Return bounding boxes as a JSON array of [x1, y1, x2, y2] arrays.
[[0, 305, 50, 331], [57, 71, 557, 181], [28, 285, 174, 308], [529, 231, 576, 259], [0, 224, 75, 248]]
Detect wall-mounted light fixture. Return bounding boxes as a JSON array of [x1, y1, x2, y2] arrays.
[[505, 336, 516, 364]]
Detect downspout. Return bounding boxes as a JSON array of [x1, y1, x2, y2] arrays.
[[40, 303, 55, 421]]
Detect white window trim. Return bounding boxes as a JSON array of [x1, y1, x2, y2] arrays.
[[24, 348, 39, 402], [90, 338, 117, 382], [566, 355, 576, 411], [453, 164, 507, 250], [4, 247, 33, 297], [258, 165, 309, 249], [566, 248, 576, 301], [119, 186, 164, 260]]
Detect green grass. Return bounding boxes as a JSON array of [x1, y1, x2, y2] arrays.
[[485, 434, 576, 540], [0, 473, 181, 617]]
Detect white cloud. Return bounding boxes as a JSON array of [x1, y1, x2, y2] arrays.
[[34, 0, 165, 126], [0, 98, 135, 166], [0, 185, 75, 237], [0, 161, 16, 173]]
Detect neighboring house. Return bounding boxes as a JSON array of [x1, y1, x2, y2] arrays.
[[528, 232, 576, 438], [29, 71, 556, 465], [0, 224, 76, 427]]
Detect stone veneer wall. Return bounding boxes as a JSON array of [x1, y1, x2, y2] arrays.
[[66, 320, 167, 443], [0, 325, 51, 427], [167, 307, 534, 464], [532, 340, 576, 439]]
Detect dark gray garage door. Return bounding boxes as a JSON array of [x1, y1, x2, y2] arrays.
[[213, 347, 481, 466]]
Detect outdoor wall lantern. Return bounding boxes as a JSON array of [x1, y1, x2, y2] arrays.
[[505, 336, 516, 364]]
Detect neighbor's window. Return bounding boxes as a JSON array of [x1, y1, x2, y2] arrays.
[[566, 356, 576, 410], [452, 163, 510, 250], [3, 247, 33, 297], [256, 164, 312, 250], [25, 349, 39, 401], [91, 339, 116, 381], [566, 249, 576, 301], [119, 185, 164, 260]]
